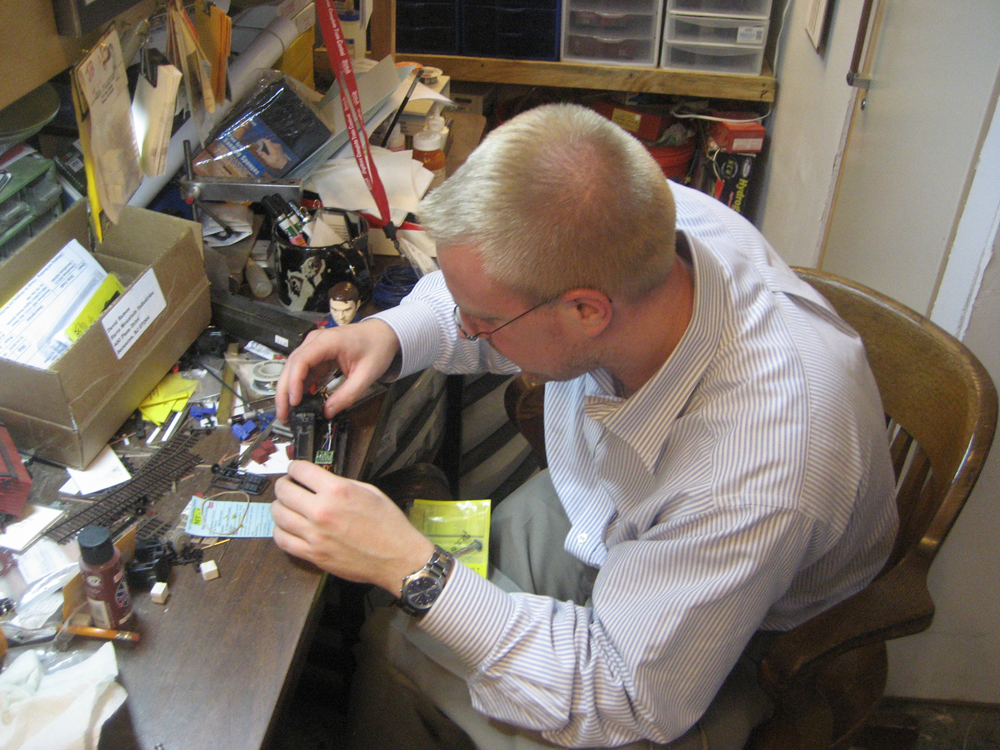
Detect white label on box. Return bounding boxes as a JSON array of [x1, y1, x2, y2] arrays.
[[611, 109, 642, 133], [733, 137, 764, 152], [737, 26, 766, 45], [102, 269, 166, 359]]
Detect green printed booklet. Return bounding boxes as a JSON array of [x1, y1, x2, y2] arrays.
[[408, 499, 491, 578]]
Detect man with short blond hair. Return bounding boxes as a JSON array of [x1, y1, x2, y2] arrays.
[[271, 103, 896, 749]]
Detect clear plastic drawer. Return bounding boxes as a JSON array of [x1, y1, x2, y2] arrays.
[[666, 13, 768, 46], [565, 33, 657, 65], [660, 40, 765, 74], [567, 6, 656, 36], [666, 0, 772, 20], [561, 0, 663, 66]]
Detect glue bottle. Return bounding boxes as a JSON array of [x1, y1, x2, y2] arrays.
[[413, 114, 447, 191], [78, 525, 134, 630]]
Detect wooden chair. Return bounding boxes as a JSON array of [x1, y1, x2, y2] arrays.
[[504, 268, 997, 750]]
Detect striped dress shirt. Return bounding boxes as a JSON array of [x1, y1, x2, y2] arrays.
[[371, 182, 898, 747]]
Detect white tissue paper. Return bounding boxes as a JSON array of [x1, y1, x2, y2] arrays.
[[0, 643, 127, 750], [303, 147, 434, 226]]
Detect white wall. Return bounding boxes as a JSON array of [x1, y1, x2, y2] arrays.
[[755, 0, 861, 267]]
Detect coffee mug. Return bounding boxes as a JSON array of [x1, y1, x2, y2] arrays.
[[273, 209, 371, 313]]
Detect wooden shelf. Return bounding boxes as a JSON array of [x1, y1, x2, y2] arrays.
[[398, 55, 776, 103], [0, 0, 157, 112]]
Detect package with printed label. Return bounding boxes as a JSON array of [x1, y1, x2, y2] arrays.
[[0, 200, 210, 469]]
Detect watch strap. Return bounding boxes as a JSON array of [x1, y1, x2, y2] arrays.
[[397, 545, 454, 617]]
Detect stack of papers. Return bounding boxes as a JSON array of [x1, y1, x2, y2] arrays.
[[0, 239, 121, 370]]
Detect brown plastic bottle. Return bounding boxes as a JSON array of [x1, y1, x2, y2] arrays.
[[78, 525, 135, 629]]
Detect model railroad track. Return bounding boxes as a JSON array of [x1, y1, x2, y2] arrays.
[[46, 431, 202, 543]]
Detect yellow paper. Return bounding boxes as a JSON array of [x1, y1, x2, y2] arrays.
[[65, 273, 124, 342], [408, 499, 491, 578], [139, 372, 197, 424], [194, 1, 231, 104]]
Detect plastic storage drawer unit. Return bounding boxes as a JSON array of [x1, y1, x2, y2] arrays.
[[660, 40, 765, 74], [463, 0, 561, 60], [396, 0, 460, 54], [561, 0, 663, 66], [666, 0, 771, 19], [0, 156, 63, 263], [665, 13, 768, 46]]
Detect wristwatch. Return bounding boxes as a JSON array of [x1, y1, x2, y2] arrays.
[[397, 546, 455, 617]]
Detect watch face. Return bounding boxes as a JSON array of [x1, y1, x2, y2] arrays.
[[404, 573, 443, 610]]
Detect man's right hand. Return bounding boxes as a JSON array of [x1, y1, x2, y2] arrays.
[[275, 318, 401, 423]]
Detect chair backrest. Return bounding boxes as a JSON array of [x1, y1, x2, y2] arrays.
[[792, 268, 997, 577], [744, 268, 998, 749]]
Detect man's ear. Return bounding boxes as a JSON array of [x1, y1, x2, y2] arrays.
[[560, 289, 613, 338]]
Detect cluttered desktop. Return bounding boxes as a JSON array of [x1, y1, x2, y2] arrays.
[[0, 1, 484, 747]]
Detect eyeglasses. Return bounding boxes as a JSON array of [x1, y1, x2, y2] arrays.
[[453, 298, 553, 341]]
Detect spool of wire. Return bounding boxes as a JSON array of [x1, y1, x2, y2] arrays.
[[372, 264, 420, 309], [250, 360, 285, 394]]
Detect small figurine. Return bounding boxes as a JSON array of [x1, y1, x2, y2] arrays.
[[328, 281, 360, 326]]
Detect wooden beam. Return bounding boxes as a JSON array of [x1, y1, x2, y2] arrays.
[[368, 0, 396, 62], [403, 55, 776, 103]]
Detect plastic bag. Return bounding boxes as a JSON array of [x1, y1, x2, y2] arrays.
[[407, 499, 490, 578], [191, 72, 332, 181]]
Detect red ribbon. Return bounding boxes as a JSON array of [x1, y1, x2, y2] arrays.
[[315, 0, 393, 228]]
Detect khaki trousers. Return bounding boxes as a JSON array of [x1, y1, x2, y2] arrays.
[[346, 470, 773, 750]]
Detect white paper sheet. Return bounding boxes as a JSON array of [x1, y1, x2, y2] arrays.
[[304, 147, 433, 225], [64, 446, 131, 496], [0, 505, 65, 554], [0, 240, 108, 369]]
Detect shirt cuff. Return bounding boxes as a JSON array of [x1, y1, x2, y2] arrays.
[[369, 300, 441, 378], [418, 562, 514, 668]]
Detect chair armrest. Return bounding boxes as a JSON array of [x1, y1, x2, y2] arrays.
[[504, 374, 548, 467], [759, 556, 935, 696]]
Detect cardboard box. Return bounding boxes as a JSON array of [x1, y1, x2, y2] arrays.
[[591, 100, 675, 142], [693, 144, 758, 217], [0, 201, 210, 469], [445, 81, 498, 118]]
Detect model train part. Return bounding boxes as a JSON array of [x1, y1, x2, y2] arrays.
[[210, 465, 270, 494], [290, 395, 325, 463], [210, 289, 314, 354], [46, 431, 202, 543]]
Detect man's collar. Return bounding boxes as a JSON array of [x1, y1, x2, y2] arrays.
[[582, 231, 725, 472]]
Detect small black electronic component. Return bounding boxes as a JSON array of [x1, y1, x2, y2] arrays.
[[290, 395, 326, 463], [290, 396, 348, 471], [210, 464, 270, 495]]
